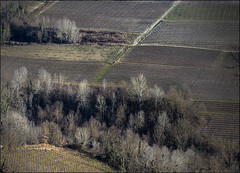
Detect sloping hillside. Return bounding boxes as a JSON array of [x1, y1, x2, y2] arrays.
[[0, 144, 115, 172]]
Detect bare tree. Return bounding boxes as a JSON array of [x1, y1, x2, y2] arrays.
[[75, 127, 90, 148], [38, 67, 52, 92], [128, 111, 145, 131], [65, 112, 76, 144], [53, 72, 65, 89], [1, 111, 39, 147], [115, 103, 126, 128], [130, 74, 148, 108], [11, 66, 28, 93], [77, 80, 90, 108], [153, 111, 169, 145], [150, 85, 165, 107], [102, 79, 107, 92], [56, 17, 79, 43], [96, 94, 106, 120], [111, 92, 116, 113]]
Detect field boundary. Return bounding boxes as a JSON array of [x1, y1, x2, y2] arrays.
[[93, 1, 180, 83], [93, 64, 111, 83], [139, 44, 233, 53], [211, 52, 226, 69], [133, 1, 181, 46], [28, 1, 58, 18]]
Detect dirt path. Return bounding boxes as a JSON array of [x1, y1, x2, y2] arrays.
[[94, 1, 181, 82], [133, 1, 181, 46], [28, 1, 58, 17]]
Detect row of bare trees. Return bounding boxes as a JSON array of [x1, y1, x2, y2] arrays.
[[32, 16, 81, 43], [0, 66, 239, 172]]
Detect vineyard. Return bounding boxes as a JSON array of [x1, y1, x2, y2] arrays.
[[0, 144, 114, 172]]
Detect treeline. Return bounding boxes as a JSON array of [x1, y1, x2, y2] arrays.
[[1, 67, 239, 172], [1, 1, 30, 41], [1, 1, 81, 44]]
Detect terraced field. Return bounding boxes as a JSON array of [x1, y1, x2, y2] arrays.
[[39, 1, 173, 33], [0, 144, 114, 172]]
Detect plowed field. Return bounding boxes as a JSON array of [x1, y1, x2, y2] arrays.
[[103, 46, 239, 102], [164, 1, 239, 21], [123, 46, 220, 68], [39, 1, 173, 33], [141, 21, 239, 51], [1, 56, 105, 83], [141, 1, 239, 50]]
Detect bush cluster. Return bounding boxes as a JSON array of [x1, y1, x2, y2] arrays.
[[1, 67, 239, 172]]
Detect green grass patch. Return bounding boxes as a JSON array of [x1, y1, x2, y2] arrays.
[[94, 64, 111, 83], [211, 52, 226, 69], [105, 46, 123, 64], [1, 44, 120, 62]]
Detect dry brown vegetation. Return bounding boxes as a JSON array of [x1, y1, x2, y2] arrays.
[[1, 44, 121, 61]]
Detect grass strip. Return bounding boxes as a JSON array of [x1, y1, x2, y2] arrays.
[[211, 51, 225, 69], [29, 1, 57, 19], [93, 64, 111, 83], [118, 45, 135, 62], [105, 47, 123, 64]]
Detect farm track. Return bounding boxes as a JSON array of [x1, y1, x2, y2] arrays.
[[95, 1, 180, 82], [28, 1, 57, 18]]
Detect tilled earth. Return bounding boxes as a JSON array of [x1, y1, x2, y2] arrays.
[[1, 56, 105, 83], [141, 21, 239, 51], [39, 1, 173, 33]]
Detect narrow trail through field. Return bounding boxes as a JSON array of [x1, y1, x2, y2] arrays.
[[28, 1, 58, 17], [94, 1, 181, 82], [132, 1, 181, 46]]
